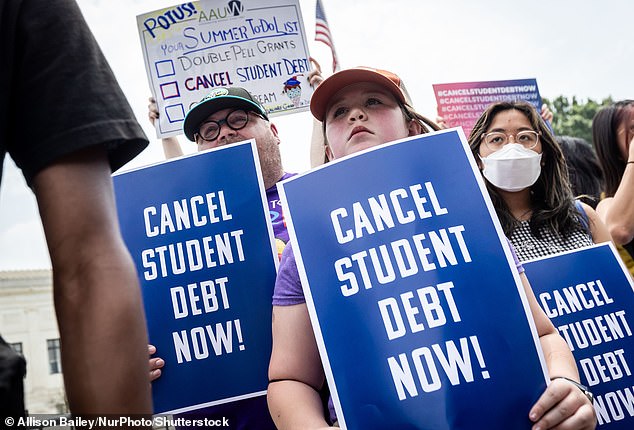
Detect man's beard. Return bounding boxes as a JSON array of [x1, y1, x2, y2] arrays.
[[219, 134, 282, 187]]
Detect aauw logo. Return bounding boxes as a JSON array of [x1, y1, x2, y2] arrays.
[[199, 1, 245, 21]]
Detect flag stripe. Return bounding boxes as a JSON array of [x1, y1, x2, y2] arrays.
[[315, 0, 339, 72]]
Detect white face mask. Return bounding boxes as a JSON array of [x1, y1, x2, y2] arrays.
[[479, 143, 542, 192]]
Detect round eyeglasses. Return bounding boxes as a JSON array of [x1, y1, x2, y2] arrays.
[[195, 110, 264, 142], [481, 130, 540, 151]]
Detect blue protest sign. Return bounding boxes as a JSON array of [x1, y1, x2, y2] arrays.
[[279, 129, 550, 429], [524, 243, 634, 429], [113, 141, 278, 414]]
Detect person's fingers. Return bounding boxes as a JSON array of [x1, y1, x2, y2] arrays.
[[307, 58, 324, 88], [540, 103, 554, 122], [148, 353, 164, 381], [149, 368, 162, 382], [531, 391, 584, 429], [149, 357, 165, 371], [531, 402, 595, 430], [529, 378, 595, 430], [148, 101, 159, 125], [309, 56, 322, 73], [529, 379, 572, 422], [435, 116, 448, 130], [308, 73, 324, 88], [565, 403, 596, 430]]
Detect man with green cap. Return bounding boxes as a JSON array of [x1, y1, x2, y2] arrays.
[[149, 87, 293, 250]]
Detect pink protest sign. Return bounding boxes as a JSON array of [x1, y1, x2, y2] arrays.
[[433, 79, 541, 138]]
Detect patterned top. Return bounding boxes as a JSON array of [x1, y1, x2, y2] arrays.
[[509, 220, 593, 262]]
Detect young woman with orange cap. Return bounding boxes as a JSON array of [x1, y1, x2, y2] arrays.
[[267, 67, 595, 430]]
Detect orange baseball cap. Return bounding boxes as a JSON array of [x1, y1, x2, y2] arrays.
[[310, 67, 408, 122]]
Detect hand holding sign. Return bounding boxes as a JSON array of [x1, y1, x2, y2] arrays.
[[148, 344, 164, 382], [529, 377, 596, 430]]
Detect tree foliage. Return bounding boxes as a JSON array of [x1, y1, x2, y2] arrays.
[[543, 95, 613, 143]]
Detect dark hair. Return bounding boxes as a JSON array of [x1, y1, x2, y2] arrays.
[[592, 100, 634, 197], [556, 136, 604, 209], [400, 102, 440, 134], [468, 101, 583, 238]]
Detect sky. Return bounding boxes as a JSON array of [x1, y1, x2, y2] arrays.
[[1, 0, 633, 270]]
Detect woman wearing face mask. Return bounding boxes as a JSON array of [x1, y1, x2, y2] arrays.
[[468, 101, 611, 262]]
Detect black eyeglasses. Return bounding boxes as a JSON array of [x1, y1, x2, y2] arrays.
[[195, 110, 264, 142]]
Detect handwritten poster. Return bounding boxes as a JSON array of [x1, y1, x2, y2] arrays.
[[524, 243, 634, 429], [279, 129, 550, 429], [137, 0, 313, 137], [433, 79, 542, 138], [113, 141, 278, 414]]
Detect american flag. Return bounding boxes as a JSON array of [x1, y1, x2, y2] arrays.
[[315, 0, 339, 72]]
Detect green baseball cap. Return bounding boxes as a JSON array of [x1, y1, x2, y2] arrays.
[[183, 87, 269, 141]]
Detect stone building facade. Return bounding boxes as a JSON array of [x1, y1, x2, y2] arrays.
[[0, 270, 66, 413]]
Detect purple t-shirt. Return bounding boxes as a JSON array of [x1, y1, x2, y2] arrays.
[[272, 239, 525, 424], [268, 172, 294, 244]]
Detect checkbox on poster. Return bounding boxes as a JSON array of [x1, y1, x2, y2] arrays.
[[160, 82, 180, 100], [155, 60, 175, 78], [165, 104, 185, 123]]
